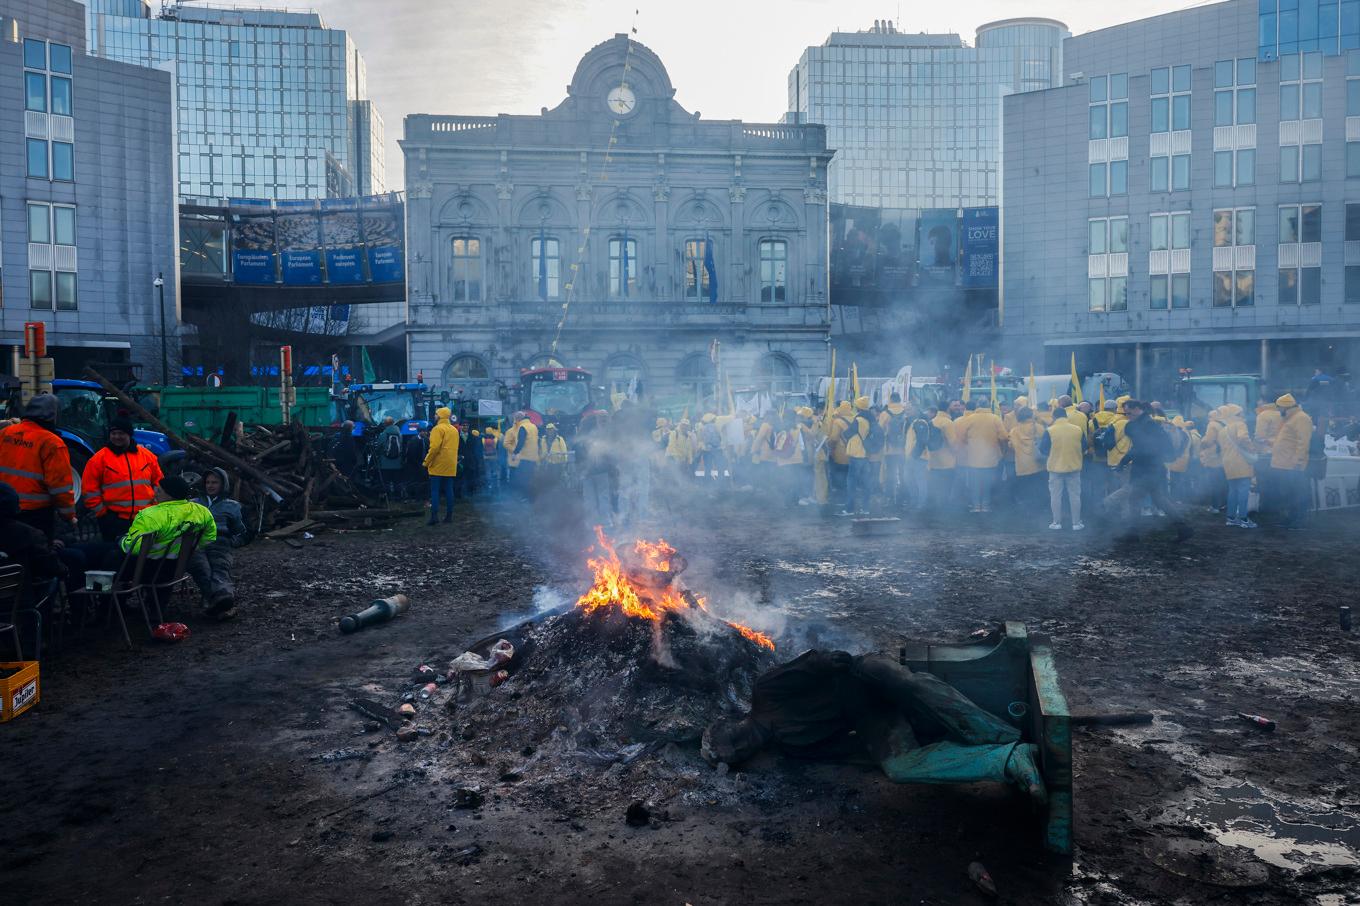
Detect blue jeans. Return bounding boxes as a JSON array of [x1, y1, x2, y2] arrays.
[[848, 458, 873, 512], [429, 475, 455, 518], [1226, 476, 1251, 521]]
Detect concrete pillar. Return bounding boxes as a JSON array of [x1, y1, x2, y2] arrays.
[[1134, 342, 1144, 399]]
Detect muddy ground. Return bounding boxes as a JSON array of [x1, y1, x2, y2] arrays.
[[3, 491, 1358, 905]]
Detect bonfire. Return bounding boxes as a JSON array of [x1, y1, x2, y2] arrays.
[[451, 528, 778, 747]]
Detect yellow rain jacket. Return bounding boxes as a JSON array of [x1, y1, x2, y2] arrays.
[[1254, 405, 1283, 449], [1008, 420, 1045, 476], [423, 407, 460, 477], [958, 408, 1008, 469], [829, 402, 854, 465], [1199, 412, 1224, 469], [927, 411, 958, 471], [844, 398, 872, 459], [1270, 399, 1313, 471], [1045, 418, 1085, 474], [1217, 405, 1255, 480], [1167, 417, 1193, 473], [541, 434, 569, 465]]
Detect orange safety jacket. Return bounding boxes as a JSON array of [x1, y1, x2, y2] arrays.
[[82, 444, 163, 518], [0, 419, 76, 517]]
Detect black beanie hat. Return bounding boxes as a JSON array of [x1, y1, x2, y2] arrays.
[[159, 476, 191, 500]]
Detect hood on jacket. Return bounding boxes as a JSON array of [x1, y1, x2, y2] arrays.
[[204, 467, 231, 495], [854, 396, 871, 411], [1276, 393, 1298, 409], [435, 407, 453, 424], [1221, 403, 1243, 418], [834, 401, 854, 418]]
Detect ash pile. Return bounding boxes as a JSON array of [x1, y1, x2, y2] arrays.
[[408, 531, 779, 809]]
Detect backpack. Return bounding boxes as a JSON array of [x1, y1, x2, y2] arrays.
[[925, 420, 945, 452], [885, 410, 908, 450], [908, 418, 931, 459], [1093, 424, 1117, 455], [384, 431, 402, 460], [860, 414, 886, 455]]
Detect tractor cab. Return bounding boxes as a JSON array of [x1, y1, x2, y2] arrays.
[[340, 382, 430, 436], [49, 379, 172, 459], [519, 367, 602, 437]]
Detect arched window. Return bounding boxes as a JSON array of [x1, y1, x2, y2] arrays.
[[676, 354, 717, 409], [450, 237, 481, 302], [683, 238, 714, 301], [604, 354, 645, 400], [444, 354, 490, 382], [754, 354, 798, 394], [758, 239, 787, 302], [524, 354, 565, 371], [609, 236, 638, 299], [530, 235, 560, 300]]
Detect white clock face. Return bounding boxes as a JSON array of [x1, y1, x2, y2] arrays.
[[607, 85, 637, 116]]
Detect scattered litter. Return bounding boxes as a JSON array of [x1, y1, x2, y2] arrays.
[[1236, 712, 1277, 731], [302, 531, 315, 540], [396, 725, 420, 742], [151, 622, 191, 642], [418, 683, 438, 701], [451, 844, 482, 865], [313, 748, 370, 763], [967, 861, 997, 897], [396, 703, 416, 720], [575, 741, 659, 766], [452, 787, 484, 810], [348, 698, 398, 730], [338, 593, 410, 635]]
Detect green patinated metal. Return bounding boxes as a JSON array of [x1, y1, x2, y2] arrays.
[[902, 622, 1074, 857]]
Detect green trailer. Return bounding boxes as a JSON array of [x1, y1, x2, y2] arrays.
[[139, 386, 335, 439]]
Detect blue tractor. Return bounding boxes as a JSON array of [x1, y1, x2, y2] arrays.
[[48, 378, 175, 502], [334, 382, 431, 436]]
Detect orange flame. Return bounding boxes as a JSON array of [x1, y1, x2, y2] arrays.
[[575, 527, 773, 651]]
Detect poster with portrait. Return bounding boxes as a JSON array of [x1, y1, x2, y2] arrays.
[[917, 209, 958, 285]]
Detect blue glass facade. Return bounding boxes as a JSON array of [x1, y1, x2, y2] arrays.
[[1259, 0, 1360, 60], [83, 1, 385, 200], [786, 18, 1067, 209]]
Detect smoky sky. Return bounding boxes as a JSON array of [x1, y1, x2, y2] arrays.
[[228, 0, 1215, 187]]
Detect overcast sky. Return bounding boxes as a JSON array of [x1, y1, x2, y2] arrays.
[[235, 0, 1216, 188]]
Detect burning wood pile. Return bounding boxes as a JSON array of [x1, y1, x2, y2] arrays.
[[437, 530, 777, 796]]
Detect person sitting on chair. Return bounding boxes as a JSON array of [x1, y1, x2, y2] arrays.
[[188, 468, 246, 620], [0, 483, 68, 583], [122, 476, 217, 564]]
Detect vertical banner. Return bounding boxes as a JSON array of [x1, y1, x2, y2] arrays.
[[362, 198, 405, 283], [277, 201, 322, 285], [322, 200, 365, 284], [960, 207, 999, 288], [230, 209, 278, 284], [917, 209, 959, 286]]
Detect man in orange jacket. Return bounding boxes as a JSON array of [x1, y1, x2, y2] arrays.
[[82, 416, 163, 541], [0, 394, 76, 539]]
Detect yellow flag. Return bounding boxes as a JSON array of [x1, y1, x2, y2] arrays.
[[990, 361, 999, 414], [961, 356, 973, 402], [1028, 363, 1037, 404], [1098, 381, 1106, 413], [851, 363, 860, 401], [1070, 352, 1084, 404]]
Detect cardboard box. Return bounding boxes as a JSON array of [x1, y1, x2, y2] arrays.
[[0, 661, 40, 722]]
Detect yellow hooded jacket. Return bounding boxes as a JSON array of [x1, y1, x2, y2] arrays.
[[927, 411, 958, 471], [1216, 405, 1255, 480], [958, 408, 1008, 469], [1199, 411, 1224, 469], [423, 407, 460, 477], [1008, 419, 1045, 476], [1270, 398, 1313, 471], [1254, 405, 1283, 449]]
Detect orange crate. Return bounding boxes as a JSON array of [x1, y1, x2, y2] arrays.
[[0, 661, 40, 722]]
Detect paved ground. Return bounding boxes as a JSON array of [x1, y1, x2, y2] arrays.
[[3, 492, 1358, 905]]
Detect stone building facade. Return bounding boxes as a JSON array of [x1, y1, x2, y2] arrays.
[[402, 35, 832, 406]]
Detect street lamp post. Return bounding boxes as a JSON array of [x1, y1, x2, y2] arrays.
[[153, 272, 166, 386]]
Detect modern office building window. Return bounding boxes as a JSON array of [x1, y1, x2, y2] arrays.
[[1212, 208, 1256, 307], [1149, 211, 1191, 309], [23, 39, 75, 183], [759, 239, 788, 302], [449, 237, 481, 302], [1280, 53, 1323, 182], [1087, 216, 1128, 312], [1089, 160, 1128, 197], [1278, 203, 1322, 304], [1347, 202, 1360, 303], [1259, 2, 1360, 60], [608, 237, 638, 299], [1213, 58, 1256, 187], [26, 139, 49, 179], [683, 238, 712, 301], [530, 236, 560, 300], [52, 142, 73, 181], [30, 271, 53, 310], [26, 202, 78, 310], [1089, 73, 1129, 139], [1151, 65, 1191, 193]]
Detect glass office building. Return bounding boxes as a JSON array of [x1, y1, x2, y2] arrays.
[[81, 0, 385, 200], [1258, 0, 1360, 60], [785, 18, 1067, 209]]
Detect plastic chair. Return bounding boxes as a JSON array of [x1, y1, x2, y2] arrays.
[[68, 535, 155, 648], [147, 528, 207, 620]]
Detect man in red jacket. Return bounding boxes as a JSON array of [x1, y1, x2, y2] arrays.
[[82, 416, 163, 541], [0, 394, 76, 539]]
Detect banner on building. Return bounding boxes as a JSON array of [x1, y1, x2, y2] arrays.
[[917, 209, 958, 285], [362, 204, 404, 284], [230, 211, 277, 285], [829, 205, 916, 303], [960, 207, 999, 288], [277, 208, 323, 286], [322, 205, 365, 284]]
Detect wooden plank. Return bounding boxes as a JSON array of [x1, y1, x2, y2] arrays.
[[265, 519, 320, 539]]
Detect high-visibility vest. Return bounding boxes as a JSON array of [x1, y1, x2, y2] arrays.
[[120, 499, 218, 560], [82, 445, 163, 518], [0, 420, 75, 517]]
